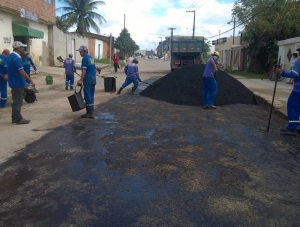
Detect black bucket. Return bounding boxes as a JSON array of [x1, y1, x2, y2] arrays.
[[104, 77, 116, 92]]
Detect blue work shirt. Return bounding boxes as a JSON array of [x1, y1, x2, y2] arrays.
[[0, 54, 8, 79], [7, 52, 26, 88], [64, 57, 76, 75], [124, 62, 139, 78], [203, 56, 218, 77], [81, 55, 96, 85], [282, 58, 300, 93], [23, 56, 37, 75]]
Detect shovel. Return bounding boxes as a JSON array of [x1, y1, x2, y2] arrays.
[[140, 81, 154, 87]]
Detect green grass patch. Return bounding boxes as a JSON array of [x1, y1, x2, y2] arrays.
[[94, 58, 126, 67], [230, 70, 266, 79]]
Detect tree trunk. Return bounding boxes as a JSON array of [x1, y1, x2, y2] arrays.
[[245, 55, 253, 73]]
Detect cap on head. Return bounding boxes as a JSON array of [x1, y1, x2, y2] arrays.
[[13, 41, 27, 49], [3, 49, 10, 54], [213, 51, 220, 57], [132, 58, 139, 64], [296, 46, 300, 51], [76, 45, 88, 52], [69, 53, 73, 57]]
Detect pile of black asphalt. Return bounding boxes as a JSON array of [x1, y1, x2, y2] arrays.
[[139, 64, 257, 106]]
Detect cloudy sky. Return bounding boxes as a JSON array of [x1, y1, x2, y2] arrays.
[[56, 0, 239, 51]]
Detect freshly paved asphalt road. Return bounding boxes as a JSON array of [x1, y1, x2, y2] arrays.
[[0, 60, 299, 226]]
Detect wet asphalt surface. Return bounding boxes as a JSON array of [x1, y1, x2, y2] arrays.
[[1, 82, 300, 227]]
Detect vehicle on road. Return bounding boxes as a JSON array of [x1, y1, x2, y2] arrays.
[[171, 37, 204, 71]]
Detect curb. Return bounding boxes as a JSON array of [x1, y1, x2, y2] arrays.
[[254, 94, 287, 119]]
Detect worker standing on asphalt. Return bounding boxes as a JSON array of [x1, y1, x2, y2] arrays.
[[0, 49, 10, 108], [76, 45, 96, 119], [21, 51, 39, 84], [64, 53, 76, 90], [275, 47, 300, 135], [7, 41, 35, 124], [117, 58, 141, 95], [202, 51, 219, 109]]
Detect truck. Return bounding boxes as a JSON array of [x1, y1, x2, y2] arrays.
[[170, 37, 204, 71]]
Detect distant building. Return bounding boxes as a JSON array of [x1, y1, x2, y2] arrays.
[[212, 31, 249, 71], [0, 0, 55, 66], [49, 27, 114, 65], [277, 36, 300, 71], [156, 37, 171, 58]]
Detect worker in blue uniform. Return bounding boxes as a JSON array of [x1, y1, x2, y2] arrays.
[[64, 53, 76, 90], [0, 49, 10, 107], [117, 58, 141, 95], [276, 46, 300, 135], [202, 51, 219, 109], [21, 51, 39, 83], [76, 45, 96, 119]]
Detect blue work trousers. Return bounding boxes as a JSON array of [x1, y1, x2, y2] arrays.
[[83, 84, 95, 113], [203, 77, 217, 106], [287, 91, 300, 130], [0, 78, 7, 107], [121, 76, 139, 92], [66, 74, 74, 89]]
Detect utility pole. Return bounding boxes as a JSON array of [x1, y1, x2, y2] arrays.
[[124, 14, 126, 29], [186, 10, 195, 39], [233, 16, 236, 45], [109, 33, 112, 71], [168, 28, 176, 70], [227, 16, 236, 45]]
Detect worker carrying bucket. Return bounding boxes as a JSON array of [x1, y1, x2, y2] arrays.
[[275, 46, 300, 135]]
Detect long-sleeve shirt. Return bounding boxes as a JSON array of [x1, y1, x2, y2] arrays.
[[203, 56, 218, 77], [64, 57, 76, 75], [282, 58, 300, 92], [23, 57, 37, 75], [124, 62, 139, 78]]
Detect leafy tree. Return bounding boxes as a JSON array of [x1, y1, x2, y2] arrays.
[[56, 16, 70, 32], [56, 0, 106, 34], [114, 29, 140, 59], [233, 0, 300, 72], [202, 39, 211, 60]]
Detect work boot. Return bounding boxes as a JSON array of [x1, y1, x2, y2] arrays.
[[81, 112, 95, 119], [65, 85, 68, 90], [131, 87, 137, 94], [207, 105, 217, 109], [117, 88, 123, 95], [16, 118, 30, 124]]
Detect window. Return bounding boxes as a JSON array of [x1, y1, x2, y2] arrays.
[[44, 0, 52, 4]]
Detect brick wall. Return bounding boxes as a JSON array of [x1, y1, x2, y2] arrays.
[[88, 38, 95, 58], [0, 0, 55, 24]]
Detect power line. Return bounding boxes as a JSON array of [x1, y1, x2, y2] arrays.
[[206, 0, 280, 39], [201, 5, 233, 24]]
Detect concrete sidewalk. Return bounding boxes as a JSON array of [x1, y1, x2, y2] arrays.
[[231, 74, 292, 116]]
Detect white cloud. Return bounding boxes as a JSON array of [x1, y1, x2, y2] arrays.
[[96, 0, 236, 50]]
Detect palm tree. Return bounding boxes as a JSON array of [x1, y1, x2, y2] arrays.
[[56, 16, 70, 32], [56, 0, 106, 34]]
